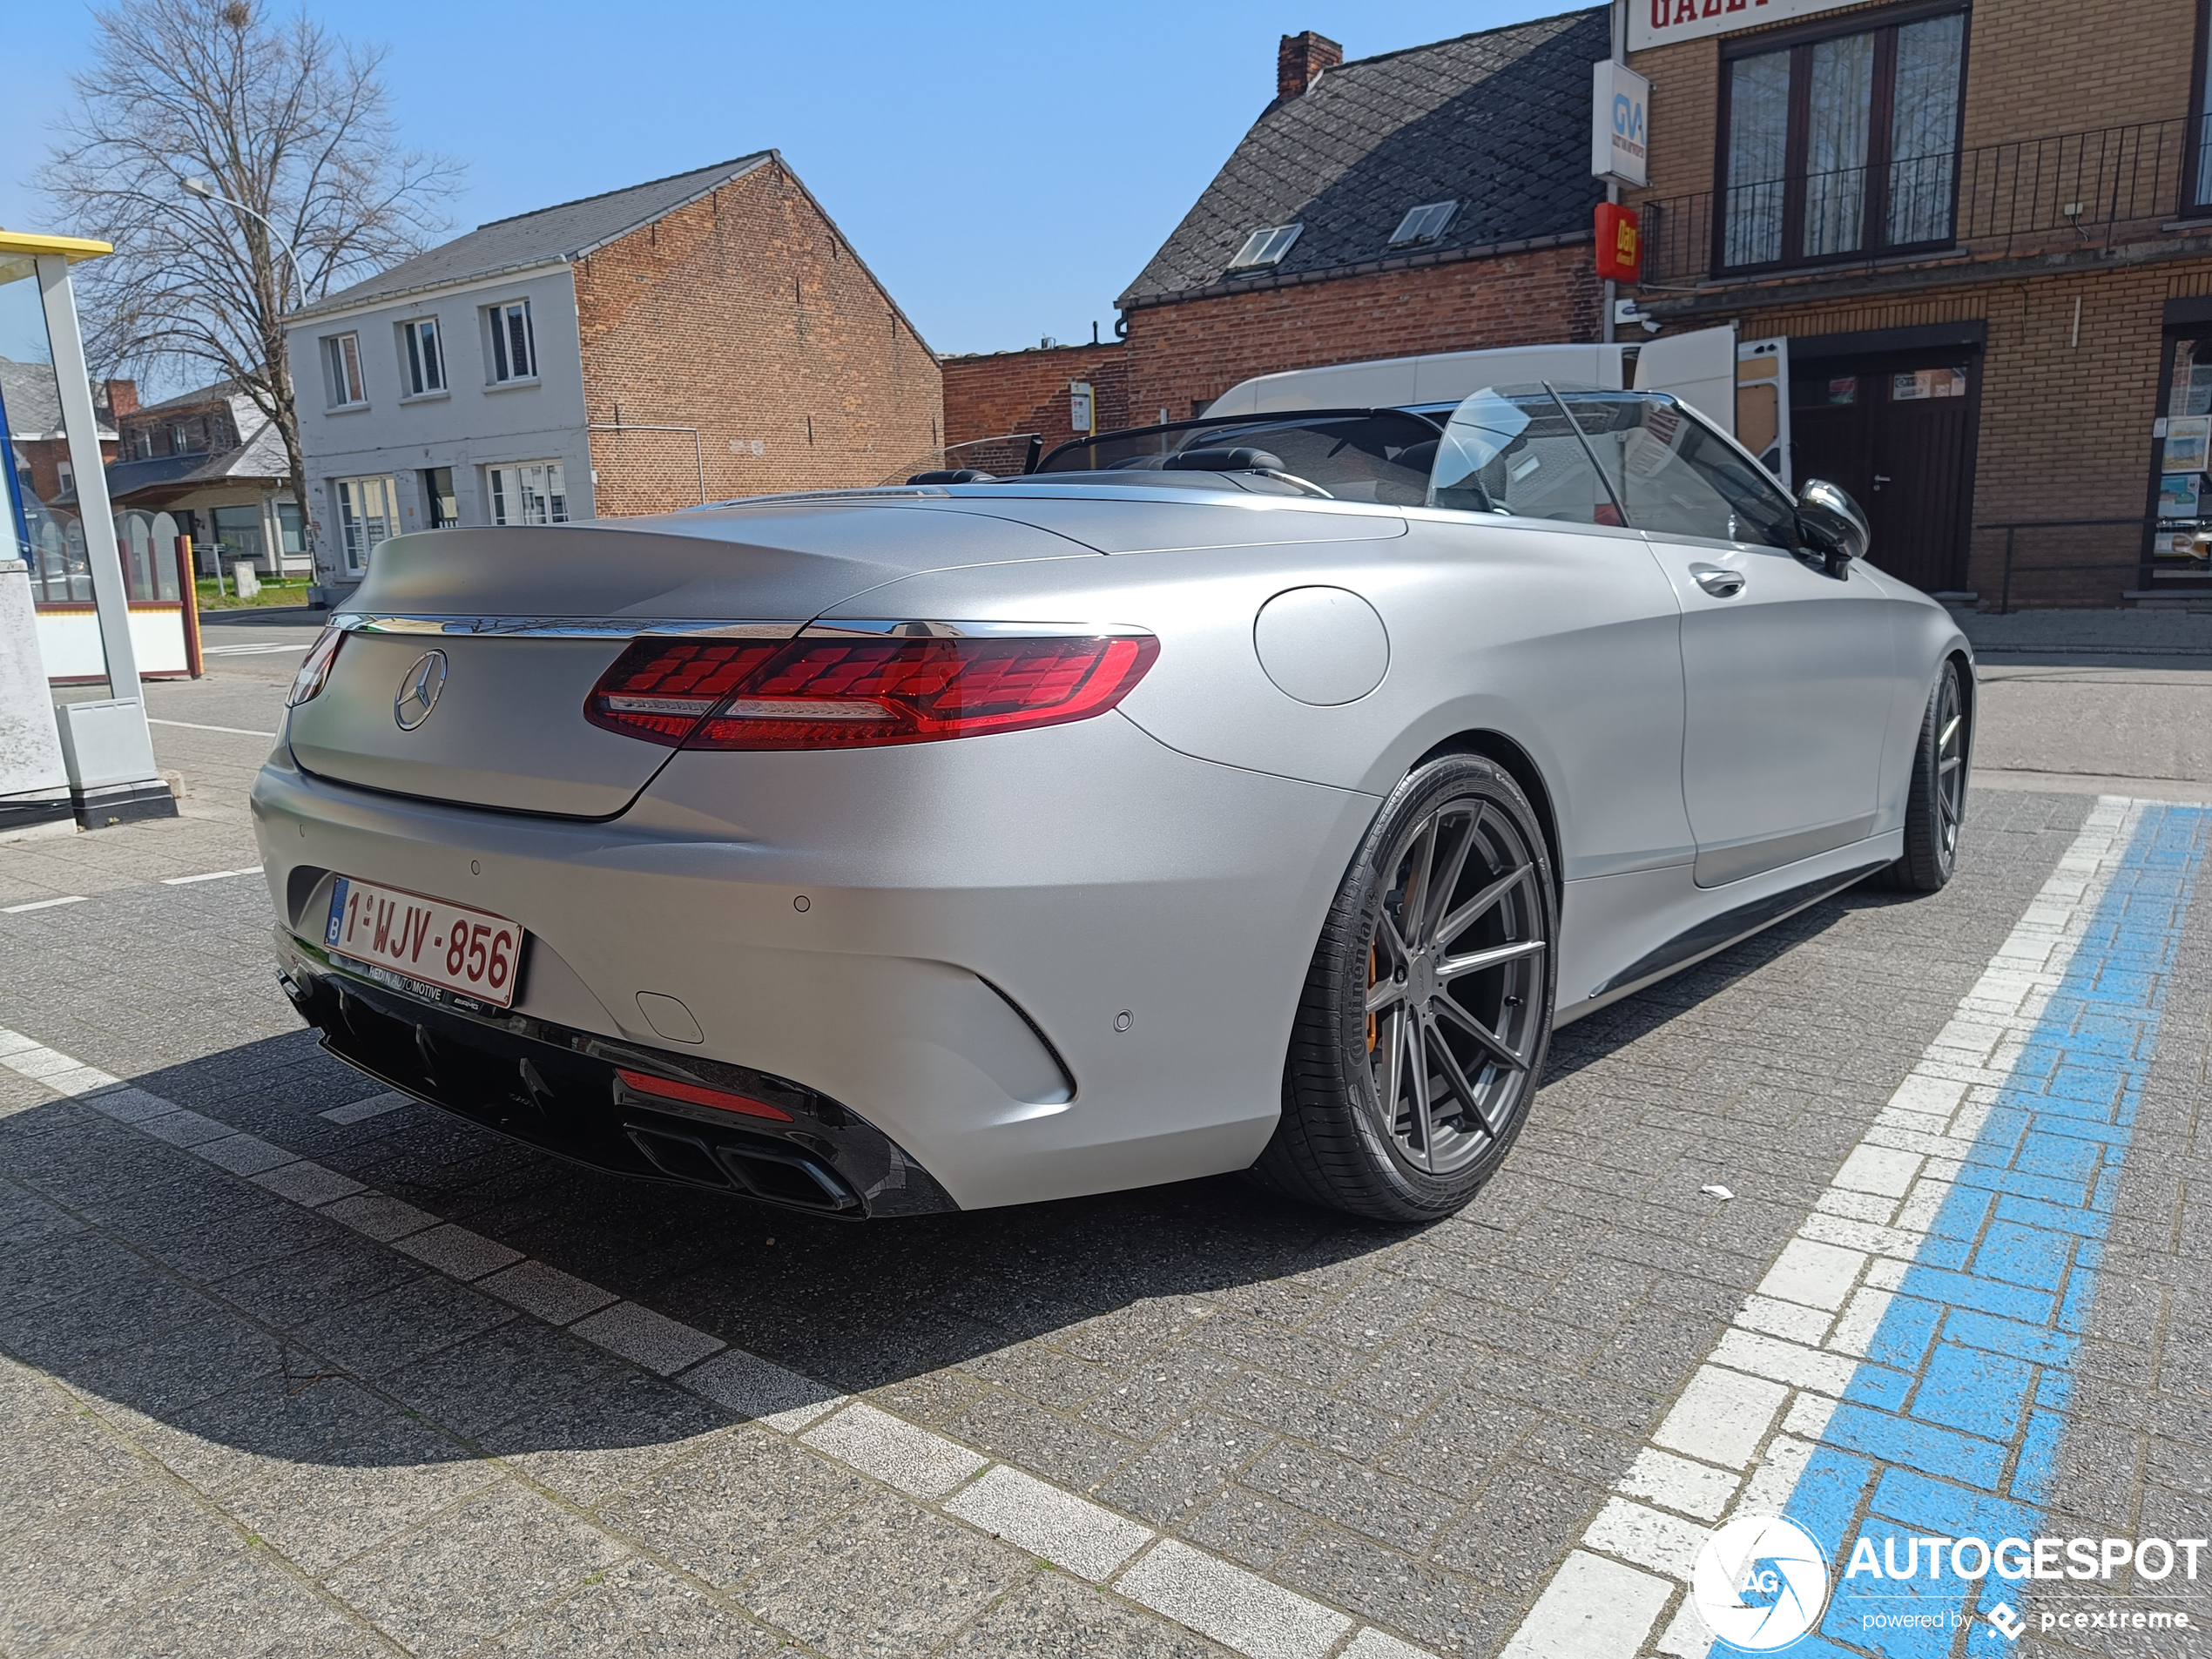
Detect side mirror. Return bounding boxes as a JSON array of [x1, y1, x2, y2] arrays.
[[1795, 479, 1869, 575]]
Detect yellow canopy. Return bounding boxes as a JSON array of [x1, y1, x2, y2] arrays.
[[0, 230, 113, 263]]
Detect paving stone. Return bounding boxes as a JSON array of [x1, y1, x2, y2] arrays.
[[325, 1481, 629, 1658], [1276, 1527, 1510, 1657], [479, 1258, 622, 1326], [213, 1236, 428, 1331], [947, 1568, 1234, 1657], [595, 1425, 873, 1588], [679, 1346, 845, 1431], [0, 1480, 244, 1651], [1097, 1411, 1278, 1528], [475, 1555, 779, 1657], [570, 1300, 725, 1376], [800, 1400, 988, 1499], [740, 1492, 1031, 1659], [1117, 1538, 1352, 1659], [381, 1320, 624, 1440], [293, 1272, 516, 1379], [481, 1372, 734, 1507], [395, 1220, 527, 1282], [944, 1462, 1154, 1580], [226, 1413, 497, 1573], [61, 1546, 388, 1658]]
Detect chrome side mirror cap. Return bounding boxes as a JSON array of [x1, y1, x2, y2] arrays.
[[1796, 479, 1870, 574]]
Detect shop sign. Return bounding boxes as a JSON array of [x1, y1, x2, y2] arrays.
[[1630, 0, 1868, 53], [1591, 60, 1651, 185], [1595, 205, 1643, 280]]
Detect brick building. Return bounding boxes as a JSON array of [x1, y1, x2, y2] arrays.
[[941, 341, 1129, 463], [287, 153, 940, 603], [105, 380, 302, 579], [1622, 0, 2212, 608], [1116, 13, 1610, 423]]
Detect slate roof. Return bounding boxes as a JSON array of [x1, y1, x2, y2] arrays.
[[0, 356, 116, 442], [292, 153, 776, 321], [1120, 8, 1608, 307]]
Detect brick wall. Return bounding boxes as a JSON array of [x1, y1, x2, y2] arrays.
[[1123, 243, 1602, 421], [941, 342, 1129, 452], [575, 160, 942, 515]]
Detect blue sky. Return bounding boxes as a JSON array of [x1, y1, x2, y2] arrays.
[[3, 0, 1565, 367]]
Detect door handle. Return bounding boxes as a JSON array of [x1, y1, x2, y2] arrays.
[[1693, 568, 1746, 598], [1872, 474, 1892, 490]]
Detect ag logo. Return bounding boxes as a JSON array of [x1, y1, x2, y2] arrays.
[[395, 650, 448, 730], [1692, 1515, 1831, 1650]]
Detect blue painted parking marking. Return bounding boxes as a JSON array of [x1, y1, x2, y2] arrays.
[[1778, 803, 2210, 1658]]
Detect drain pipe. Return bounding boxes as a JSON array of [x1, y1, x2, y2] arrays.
[[586, 421, 706, 504]]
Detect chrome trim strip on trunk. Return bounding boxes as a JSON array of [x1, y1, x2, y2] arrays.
[[330, 616, 1153, 642]]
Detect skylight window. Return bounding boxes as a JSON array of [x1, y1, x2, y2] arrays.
[[1389, 201, 1459, 247], [1228, 224, 1303, 269]]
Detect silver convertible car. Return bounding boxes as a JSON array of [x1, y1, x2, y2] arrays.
[[255, 383, 1972, 1223]]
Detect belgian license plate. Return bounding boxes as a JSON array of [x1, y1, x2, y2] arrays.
[[325, 877, 523, 1008]]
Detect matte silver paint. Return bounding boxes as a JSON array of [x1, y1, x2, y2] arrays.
[[1253, 586, 1391, 706], [253, 473, 1969, 1211]]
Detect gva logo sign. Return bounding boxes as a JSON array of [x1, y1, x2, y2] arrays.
[[1591, 60, 1651, 187]]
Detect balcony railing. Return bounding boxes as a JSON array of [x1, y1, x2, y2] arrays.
[[1640, 118, 2208, 287]]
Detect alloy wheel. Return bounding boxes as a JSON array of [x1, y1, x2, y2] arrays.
[[1360, 796, 1548, 1175], [1935, 664, 1966, 865]]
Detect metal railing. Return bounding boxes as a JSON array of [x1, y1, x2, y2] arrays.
[[1641, 117, 2210, 287], [1974, 515, 2206, 614]]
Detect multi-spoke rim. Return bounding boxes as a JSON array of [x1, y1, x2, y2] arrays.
[[1359, 795, 1547, 1176], [1935, 665, 1966, 864]]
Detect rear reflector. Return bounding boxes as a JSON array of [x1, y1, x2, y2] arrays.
[[583, 632, 1157, 751], [615, 1067, 793, 1122]]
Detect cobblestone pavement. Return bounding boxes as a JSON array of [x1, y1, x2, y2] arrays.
[[1, 651, 2208, 1659]]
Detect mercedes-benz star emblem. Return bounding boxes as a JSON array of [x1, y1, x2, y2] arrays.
[[394, 650, 448, 730]]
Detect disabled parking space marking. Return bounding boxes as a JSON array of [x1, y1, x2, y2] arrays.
[[1499, 796, 2212, 1659], [0, 1022, 1441, 1659]]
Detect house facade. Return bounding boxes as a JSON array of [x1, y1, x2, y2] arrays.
[[1622, 0, 2212, 607], [106, 380, 302, 579], [2, 359, 119, 604], [287, 152, 941, 604], [941, 340, 1130, 465], [1116, 16, 1610, 422]]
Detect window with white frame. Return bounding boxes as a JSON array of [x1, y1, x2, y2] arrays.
[[399, 317, 445, 395], [485, 461, 568, 525], [1228, 224, 1303, 269], [332, 475, 396, 574], [326, 332, 367, 406], [485, 300, 536, 383], [55, 460, 74, 496]]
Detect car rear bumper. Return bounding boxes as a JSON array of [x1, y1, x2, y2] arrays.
[[252, 712, 1380, 1211], [274, 932, 956, 1217]]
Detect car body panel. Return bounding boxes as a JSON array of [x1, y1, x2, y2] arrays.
[[258, 467, 1972, 1214]]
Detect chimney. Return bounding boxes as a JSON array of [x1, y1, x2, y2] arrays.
[[1277, 30, 1343, 102], [103, 378, 139, 417]]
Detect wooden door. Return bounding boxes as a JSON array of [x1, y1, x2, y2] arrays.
[[1791, 357, 1975, 593]]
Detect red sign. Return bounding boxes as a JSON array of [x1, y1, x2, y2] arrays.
[[1595, 203, 1642, 282]]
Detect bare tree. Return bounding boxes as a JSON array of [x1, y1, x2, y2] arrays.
[[37, 0, 462, 566]]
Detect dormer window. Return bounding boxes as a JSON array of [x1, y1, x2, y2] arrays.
[[1389, 200, 1459, 246], [1228, 224, 1303, 270]]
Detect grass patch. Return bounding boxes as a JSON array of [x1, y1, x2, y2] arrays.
[[195, 576, 314, 610]]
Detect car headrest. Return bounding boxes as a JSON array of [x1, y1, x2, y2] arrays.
[[1162, 447, 1286, 474]]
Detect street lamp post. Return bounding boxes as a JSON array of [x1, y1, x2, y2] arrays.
[[180, 176, 307, 314]]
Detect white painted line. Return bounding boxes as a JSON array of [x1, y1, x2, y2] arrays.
[[319, 1090, 414, 1124], [320, 1190, 440, 1243], [161, 866, 264, 886], [1498, 798, 2141, 1659], [251, 1159, 366, 1206], [1498, 1551, 1675, 1659], [569, 1300, 725, 1376], [147, 718, 280, 738], [189, 1133, 297, 1177], [800, 1401, 987, 1500], [677, 1348, 845, 1432], [943, 1464, 1153, 1581], [1116, 1540, 1352, 1659], [478, 1259, 622, 1326], [393, 1222, 525, 1281], [3, 895, 88, 914]]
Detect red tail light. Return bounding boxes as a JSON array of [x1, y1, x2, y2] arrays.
[[584, 631, 1157, 751], [616, 1067, 793, 1122], [287, 626, 347, 706]]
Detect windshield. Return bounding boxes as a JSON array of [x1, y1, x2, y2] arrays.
[[1429, 384, 1623, 523], [1037, 409, 1441, 504]]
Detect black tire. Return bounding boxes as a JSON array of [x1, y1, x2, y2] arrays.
[[1884, 658, 1970, 894], [1254, 754, 1559, 1223]]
